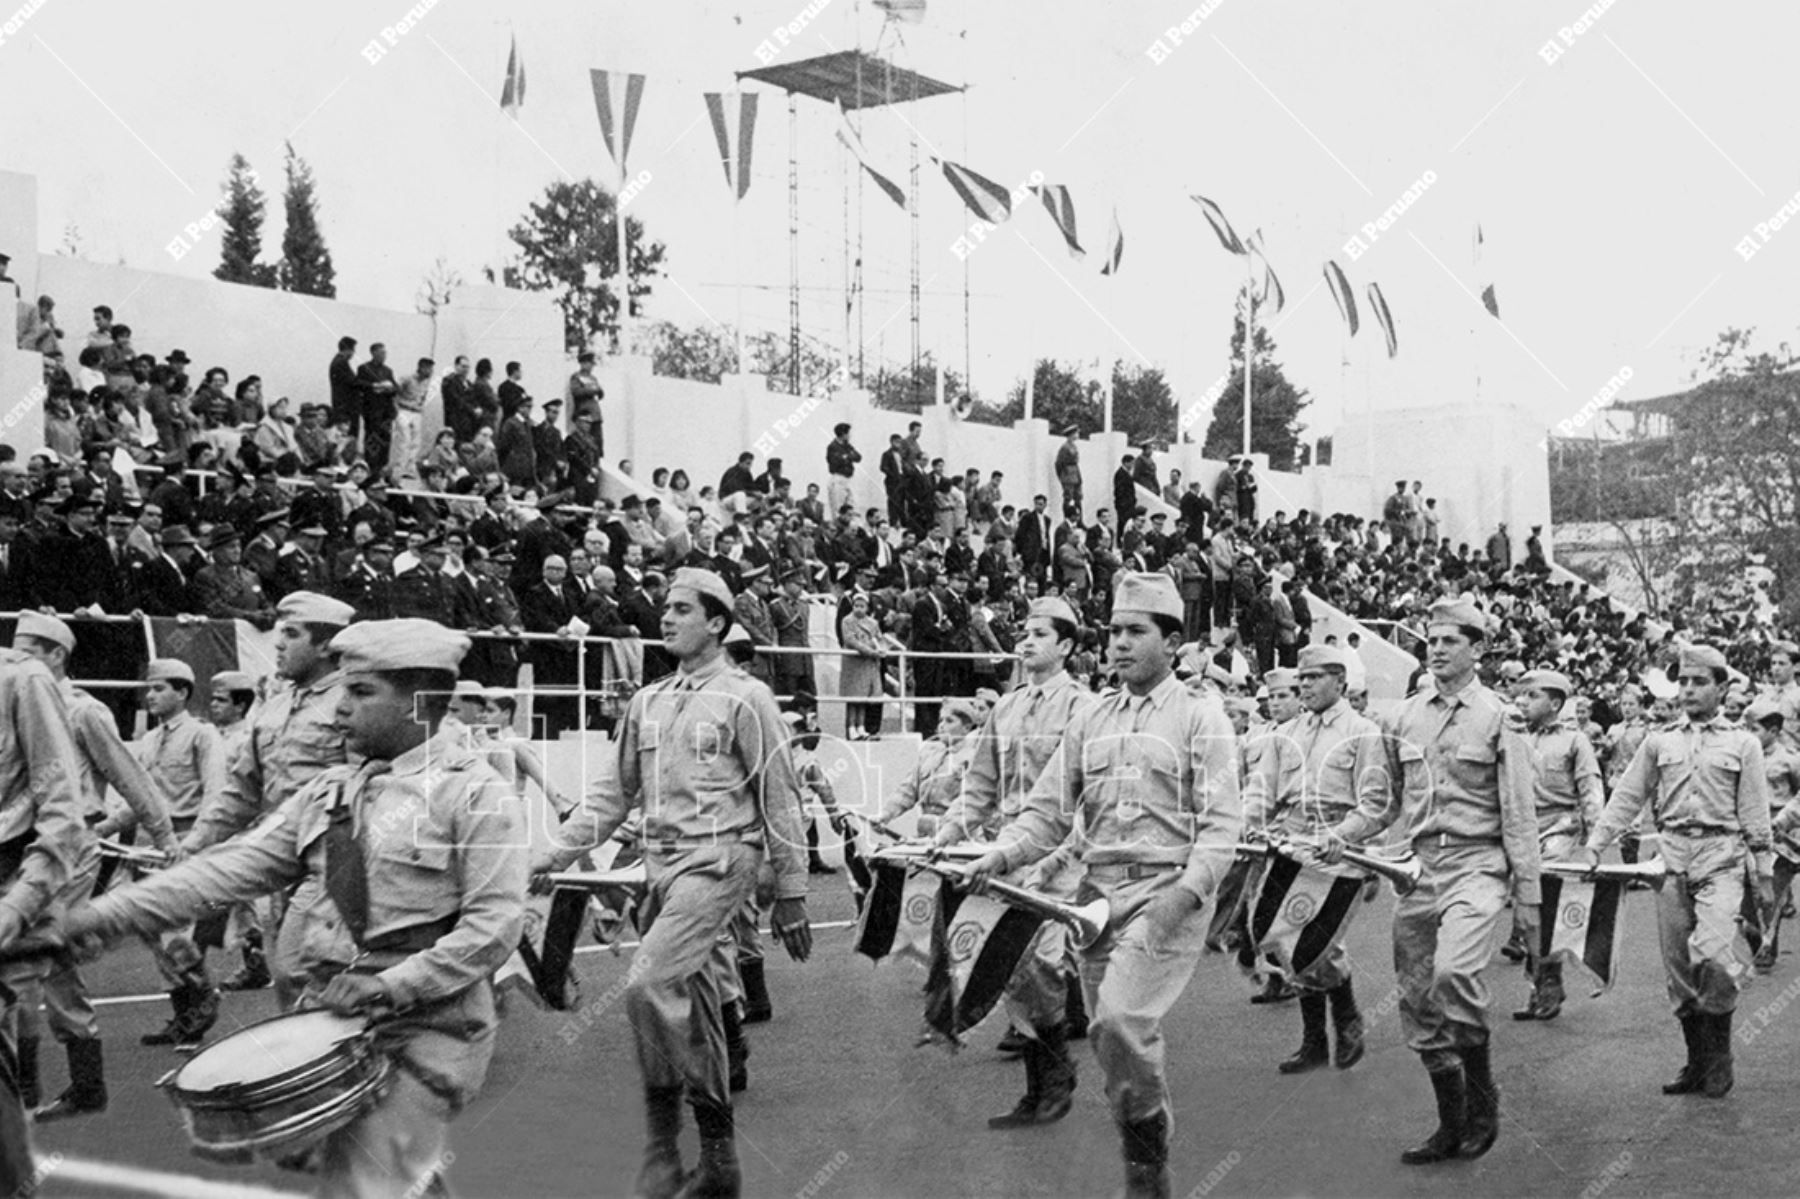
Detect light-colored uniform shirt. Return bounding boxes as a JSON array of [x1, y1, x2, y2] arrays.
[[1762, 743, 1800, 860], [0, 652, 87, 949], [1591, 715, 1774, 875], [63, 683, 176, 851], [1522, 720, 1604, 840], [881, 736, 975, 827], [1251, 699, 1389, 839], [941, 670, 1096, 841], [1605, 718, 1649, 785], [993, 672, 1242, 907], [189, 671, 347, 850], [1333, 676, 1541, 905], [549, 652, 810, 899], [136, 710, 226, 824]]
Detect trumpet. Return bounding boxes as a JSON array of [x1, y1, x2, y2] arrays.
[[1240, 839, 1423, 897], [1542, 856, 1667, 883], [874, 849, 1111, 950], [546, 862, 648, 896]]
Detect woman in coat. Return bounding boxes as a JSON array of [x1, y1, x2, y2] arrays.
[[838, 591, 886, 740]]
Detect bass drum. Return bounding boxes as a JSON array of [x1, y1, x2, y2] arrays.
[[158, 1009, 390, 1164]]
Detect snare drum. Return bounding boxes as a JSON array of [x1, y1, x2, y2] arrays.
[[158, 1009, 390, 1163]]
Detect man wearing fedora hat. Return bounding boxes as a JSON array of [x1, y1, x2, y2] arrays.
[[132, 525, 202, 616], [967, 572, 1241, 1199], [194, 525, 273, 626]]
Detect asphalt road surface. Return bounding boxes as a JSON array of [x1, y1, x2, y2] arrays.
[[31, 873, 1800, 1198]]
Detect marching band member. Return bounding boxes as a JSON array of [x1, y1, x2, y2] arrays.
[[878, 699, 980, 839], [67, 619, 526, 1198], [1510, 670, 1603, 1022], [1747, 700, 1800, 972], [965, 573, 1240, 1199], [933, 596, 1098, 1131], [1242, 670, 1302, 1007], [1319, 598, 1541, 1164], [1577, 644, 1774, 1099], [531, 567, 812, 1199], [1252, 645, 1387, 1073]]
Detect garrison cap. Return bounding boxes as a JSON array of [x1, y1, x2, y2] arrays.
[[1745, 698, 1783, 725], [277, 591, 355, 627], [14, 611, 74, 652], [1678, 644, 1729, 676], [1027, 596, 1079, 626], [1111, 572, 1182, 621], [670, 567, 734, 611], [145, 658, 194, 685], [1297, 644, 1349, 673], [1264, 668, 1299, 691], [1427, 598, 1487, 636], [330, 619, 470, 674], [211, 670, 255, 693], [1519, 669, 1573, 697]]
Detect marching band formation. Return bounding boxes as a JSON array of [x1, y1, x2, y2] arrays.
[[0, 565, 1784, 1199]]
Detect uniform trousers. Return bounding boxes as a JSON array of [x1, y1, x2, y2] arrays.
[[1393, 842, 1508, 1069], [17, 838, 102, 1044], [390, 410, 423, 484], [626, 843, 760, 1108], [0, 978, 37, 1196], [1656, 831, 1749, 1016], [1076, 864, 1207, 1128], [1000, 859, 1076, 1037]]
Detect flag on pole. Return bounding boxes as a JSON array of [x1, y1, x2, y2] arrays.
[[1100, 207, 1124, 276], [1190, 194, 1247, 255], [703, 91, 759, 199], [500, 35, 527, 117], [1536, 873, 1628, 994], [922, 893, 1046, 1042], [1366, 281, 1399, 358], [1324, 260, 1359, 336], [940, 160, 1013, 224], [590, 70, 648, 170], [1030, 185, 1085, 258], [874, 0, 928, 22], [148, 617, 277, 713], [835, 102, 907, 211], [1248, 852, 1368, 981], [1247, 232, 1284, 314], [853, 861, 941, 968], [1474, 224, 1501, 318]]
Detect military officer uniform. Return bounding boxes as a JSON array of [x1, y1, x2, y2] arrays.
[[69, 620, 525, 1199], [193, 526, 273, 624], [1584, 644, 1773, 1097]]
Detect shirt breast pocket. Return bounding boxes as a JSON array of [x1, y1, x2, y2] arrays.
[[1447, 742, 1497, 788], [371, 838, 455, 921]]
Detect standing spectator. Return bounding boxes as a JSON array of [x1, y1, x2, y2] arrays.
[[1234, 457, 1258, 526], [1407, 481, 1428, 545], [328, 336, 358, 438], [770, 565, 814, 701], [838, 591, 886, 739], [1212, 460, 1238, 524], [719, 452, 757, 503], [1273, 575, 1299, 667], [1016, 494, 1052, 584], [519, 555, 582, 736], [440, 356, 475, 442], [1176, 541, 1209, 642], [1163, 469, 1185, 510], [1132, 445, 1159, 498], [566, 349, 604, 430], [901, 420, 926, 468], [469, 358, 501, 434], [354, 342, 398, 470], [879, 433, 905, 525], [1209, 520, 1236, 631], [1114, 454, 1142, 527], [497, 395, 539, 492], [1486, 523, 1512, 572], [533, 398, 569, 497], [497, 360, 528, 416], [1423, 497, 1441, 547], [1384, 481, 1411, 544], [1524, 525, 1550, 575], [1054, 429, 1083, 519], [134, 526, 202, 615], [1246, 576, 1278, 673], [826, 423, 860, 518], [392, 357, 434, 483], [16, 294, 61, 354]]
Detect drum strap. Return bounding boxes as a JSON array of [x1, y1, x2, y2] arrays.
[[324, 766, 389, 948]]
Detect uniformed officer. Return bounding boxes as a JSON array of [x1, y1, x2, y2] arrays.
[[878, 699, 979, 839], [68, 619, 526, 1198], [185, 591, 354, 1010], [531, 566, 812, 1199], [1577, 644, 1774, 1098], [1510, 669, 1602, 1021], [1746, 700, 1800, 972], [1252, 644, 1387, 1074], [392, 533, 450, 621], [934, 596, 1097, 1131], [0, 647, 86, 1194], [966, 572, 1241, 1199], [194, 525, 274, 625], [9, 613, 178, 1121], [1320, 598, 1540, 1164]]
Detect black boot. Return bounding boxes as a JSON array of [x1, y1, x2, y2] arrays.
[[1249, 973, 1295, 1005], [1034, 1024, 1077, 1124], [724, 1001, 748, 1094], [15, 1038, 38, 1110], [1663, 1013, 1704, 1095], [1400, 1063, 1466, 1165], [34, 1038, 106, 1123], [1066, 981, 1089, 1040], [987, 1038, 1044, 1129], [1700, 1012, 1734, 1099], [996, 1025, 1029, 1058], [222, 931, 272, 991], [739, 960, 772, 1025], [635, 1086, 685, 1199], [1119, 1112, 1170, 1199], [1329, 979, 1364, 1070], [176, 983, 221, 1047], [140, 990, 188, 1046], [1278, 994, 1330, 1074], [1459, 1040, 1500, 1159], [679, 1101, 741, 1198]]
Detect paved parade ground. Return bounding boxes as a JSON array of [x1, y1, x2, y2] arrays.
[[29, 870, 1800, 1199]]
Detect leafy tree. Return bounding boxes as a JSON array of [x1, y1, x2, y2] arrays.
[[869, 351, 966, 415], [277, 142, 336, 298], [214, 153, 277, 287], [643, 320, 737, 384], [491, 178, 667, 353], [1110, 361, 1177, 449], [1201, 282, 1310, 469], [994, 359, 1102, 434]]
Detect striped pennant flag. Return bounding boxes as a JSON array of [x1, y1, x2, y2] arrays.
[[941, 160, 1013, 225], [1190, 194, 1247, 255], [1366, 281, 1399, 358], [1536, 873, 1628, 995], [495, 787, 602, 1009], [852, 861, 940, 968], [147, 617, 277, 714], [834, 102, 907, 211], [1475, 224, 1501, 318], [1100, 207, 1124, 276], [1248, 851, 1368, 981], [1031, 185, 1085, 258], [1324, 260, 1359, 336], [500, 35, 526, 117], [590, 70, 648, 171], [922, 891, 1046, 1043], [703, 91, 759, 199], [1248, 232, 1284, 314]]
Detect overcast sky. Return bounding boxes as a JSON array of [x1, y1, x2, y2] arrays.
[[4, 0, 1795, 439]]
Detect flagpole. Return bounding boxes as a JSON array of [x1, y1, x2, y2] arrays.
[[1241, 255, 1254, 458], [733, 91, 746, 375], [616, 89, 631, 357]]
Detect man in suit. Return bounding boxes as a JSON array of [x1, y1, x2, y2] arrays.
[[354, 342, 399, 472], [520, 554, 582, 736], [1016, 494, 1052, 585], [459, 546, 524, 688], [134, 526, 202, 616], [194, 526, 274, 625], [879, 434, 906, 525], [40, 492, 113, 613], [0, 496, 31, 611], [328, 335, 359, 435], [1113, 454, 1141, 527], [271, 526, 329, 602], [796, 484, 827, 528]]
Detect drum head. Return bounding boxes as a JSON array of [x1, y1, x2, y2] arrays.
[[176, 1010, 368, 1092]]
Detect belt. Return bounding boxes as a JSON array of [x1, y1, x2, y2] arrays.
[[1087, 861, 1182, 880], [648, 832, 764, 854], [1416, 833, 1503, 850], [1660, 824, 1734, 838], [359, 912, 461, 957], [84, 812, 107, 828]]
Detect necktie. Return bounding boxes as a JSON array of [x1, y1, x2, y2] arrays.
[[323, 762, 390, 947]]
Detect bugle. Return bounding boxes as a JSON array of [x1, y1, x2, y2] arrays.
[[546, 862, 648, 895], [1240, 839, 1422, 896], [915, 859, 1110, 951], [1542, 856, 1667, 883]]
